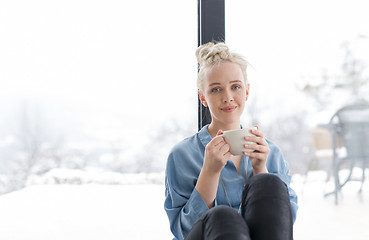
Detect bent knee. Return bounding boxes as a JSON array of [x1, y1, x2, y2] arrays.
[[248, 173, 287, 190], [242, 173, 289, 205], [202, 206, 250, 240], [204, 205, 238, 220]]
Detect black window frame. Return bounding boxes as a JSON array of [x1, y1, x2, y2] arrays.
[[197, 0, 225, 130]]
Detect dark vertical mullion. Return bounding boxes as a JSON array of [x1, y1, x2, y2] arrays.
[[197, 0, 225, 131]]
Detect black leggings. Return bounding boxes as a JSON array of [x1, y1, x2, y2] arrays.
[[185, 173, 293, 240]]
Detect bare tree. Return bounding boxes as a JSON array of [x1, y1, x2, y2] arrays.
[[263, 113, 313, 175], [300, 37, 369, 111], [135, 117, 197, 173], [3, 101, 67, 193]]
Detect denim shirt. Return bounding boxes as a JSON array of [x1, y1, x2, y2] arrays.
[[164, 125, 298, 240]]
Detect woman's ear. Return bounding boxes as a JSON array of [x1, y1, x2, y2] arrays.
[[245, 83, 250, 101], [198, 91, 208, 107]]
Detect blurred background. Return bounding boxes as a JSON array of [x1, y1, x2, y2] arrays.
[[0, 0, 368, 239]]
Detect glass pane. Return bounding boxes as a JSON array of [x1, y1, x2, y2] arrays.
[[0, 0, 197, 177], [0, 1, 197, 239]]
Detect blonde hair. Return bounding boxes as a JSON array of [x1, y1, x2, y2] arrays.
[[195, 42, 248, 91]]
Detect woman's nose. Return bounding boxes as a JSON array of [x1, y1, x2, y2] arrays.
[[223, 90, 234, 103]]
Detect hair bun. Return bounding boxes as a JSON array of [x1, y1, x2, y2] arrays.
[[196, 42, 230, 65]]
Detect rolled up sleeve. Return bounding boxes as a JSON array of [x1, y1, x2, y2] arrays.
[[164, 141, 209, 240]]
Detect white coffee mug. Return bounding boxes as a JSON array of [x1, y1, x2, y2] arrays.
[[221, 128, 257, 155]]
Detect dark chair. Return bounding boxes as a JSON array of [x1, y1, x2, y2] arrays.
[[326, 104, 369, 204]]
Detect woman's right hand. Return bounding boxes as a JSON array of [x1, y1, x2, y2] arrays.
[[196, 130, 230, 208], [203, 130, 231, 174]]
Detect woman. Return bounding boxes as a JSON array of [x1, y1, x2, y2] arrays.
[[164, 42, 298, 240]]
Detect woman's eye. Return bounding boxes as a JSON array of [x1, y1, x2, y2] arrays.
[[232, 85, 241, 90], [211, 87, 221, 93]]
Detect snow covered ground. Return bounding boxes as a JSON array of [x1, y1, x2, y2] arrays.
[[0, 170, 368, 240], [293, 170, 369, 240]]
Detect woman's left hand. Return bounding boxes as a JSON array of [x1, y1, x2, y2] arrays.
[[243, 126, 270, 174]]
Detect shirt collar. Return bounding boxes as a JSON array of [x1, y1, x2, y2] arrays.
[[198, 124, 212, 148]]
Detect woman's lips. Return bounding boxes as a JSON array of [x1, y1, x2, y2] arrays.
[[221, 106, 237, 112]]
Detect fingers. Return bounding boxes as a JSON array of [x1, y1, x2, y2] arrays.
[[243, 151, 266, 159], [207, 135, 230, 155], [219, 142, 230, 156], [244, 135, 267, 146], [212, 135, 226, 147], [216, 129, 224, 136], [250, 127, 263, 138], [244, 128, 267, 145], [204, 133, 231, 173], [244, 143, 266, 152], [214, 137, 231, 156], [243, 127, 270, 155], [243, 127, 270, 174]]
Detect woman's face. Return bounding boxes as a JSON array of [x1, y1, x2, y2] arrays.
[[199, 61, 249, 127]]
